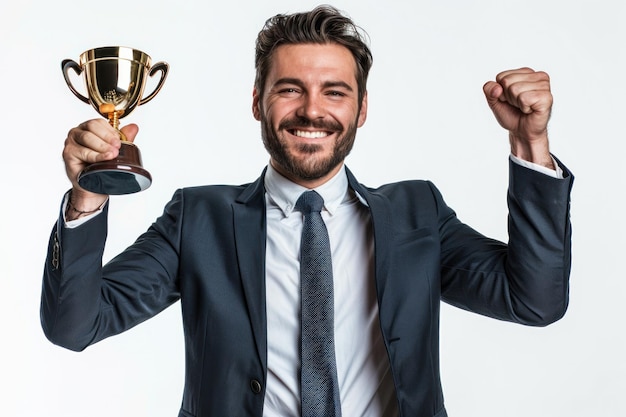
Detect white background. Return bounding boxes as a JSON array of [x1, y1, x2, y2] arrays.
[[1, 0, 624, 416]]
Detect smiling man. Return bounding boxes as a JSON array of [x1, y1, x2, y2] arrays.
[[41, 5, 574, 417], [253, 42, 367, 188]]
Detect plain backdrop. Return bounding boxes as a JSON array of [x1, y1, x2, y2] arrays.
[[1, 0, 624, 416]]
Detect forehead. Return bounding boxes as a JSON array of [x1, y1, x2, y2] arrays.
[[267, 43, 358, 86]]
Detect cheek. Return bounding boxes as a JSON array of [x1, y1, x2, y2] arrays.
[[263, 102, 289, 127], [331, 100, 360, 119], [337, 108, 361, 127]]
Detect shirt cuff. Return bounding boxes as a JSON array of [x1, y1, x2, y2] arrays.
[[509, 154, 564, 179]]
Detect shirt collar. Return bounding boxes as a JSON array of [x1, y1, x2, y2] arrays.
[[264, 163, 353, 217]]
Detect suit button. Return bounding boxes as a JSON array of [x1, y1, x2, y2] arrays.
[[250, 379, 262, 394]]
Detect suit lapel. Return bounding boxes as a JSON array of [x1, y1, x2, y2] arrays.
[[233, 171, 268, 371], [346, 168, 394, 301]]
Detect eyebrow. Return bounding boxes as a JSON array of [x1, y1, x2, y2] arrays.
[[273, 78, 354, 92]]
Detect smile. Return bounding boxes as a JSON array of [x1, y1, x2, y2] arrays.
[[291, 130, 331, 139]]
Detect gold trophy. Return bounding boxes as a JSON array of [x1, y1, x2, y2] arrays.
[[62, 46, 168, 195]]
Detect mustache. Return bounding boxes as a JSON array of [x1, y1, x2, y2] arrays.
[[278, 116, 342, 132]]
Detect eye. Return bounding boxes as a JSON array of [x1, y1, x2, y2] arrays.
[[327, 90, 345, 96], [278, 88, 300, 95]]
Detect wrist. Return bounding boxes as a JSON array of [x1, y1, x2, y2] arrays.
[[509, 132, 555, 170], [65, 189, 108, 221]]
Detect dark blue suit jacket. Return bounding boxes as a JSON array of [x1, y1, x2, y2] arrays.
[[41, 160, 573, 417]]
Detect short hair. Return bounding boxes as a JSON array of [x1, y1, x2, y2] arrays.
[[254, 5, 373, 103]]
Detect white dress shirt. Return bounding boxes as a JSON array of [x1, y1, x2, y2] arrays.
[[262, 163, 398, 417]]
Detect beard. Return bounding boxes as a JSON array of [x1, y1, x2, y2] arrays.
[[260, 114, 358, 182]]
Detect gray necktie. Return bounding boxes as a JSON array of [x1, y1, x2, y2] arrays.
[[296, 190, 342, 417]]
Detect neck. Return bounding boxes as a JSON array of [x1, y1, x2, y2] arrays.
[[269, 160, 344, 189]]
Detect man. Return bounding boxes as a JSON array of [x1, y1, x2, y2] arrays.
[[41, 5, 573, 417]]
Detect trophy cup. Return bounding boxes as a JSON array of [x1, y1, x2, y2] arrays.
[[62, 46, 169, 195]]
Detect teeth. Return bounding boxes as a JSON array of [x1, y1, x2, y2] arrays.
[[294, 130, 329, 139]]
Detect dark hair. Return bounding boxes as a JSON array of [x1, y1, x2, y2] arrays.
[[254, 5, 373, 103]]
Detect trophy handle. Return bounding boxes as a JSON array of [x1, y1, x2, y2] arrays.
[[139, 61, 169, 105], [61, 59, 90, 104]]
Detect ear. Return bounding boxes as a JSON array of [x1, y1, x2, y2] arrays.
[[357, 91, 368, 127], [252, 87, 261, 121]]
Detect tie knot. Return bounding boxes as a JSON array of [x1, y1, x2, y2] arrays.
[[295, 190, 324, 214]]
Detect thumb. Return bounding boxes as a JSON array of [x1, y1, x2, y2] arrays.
[[120, 123, 139, 143], [482, 81, 504, 108], [482, 81, 516, 131]]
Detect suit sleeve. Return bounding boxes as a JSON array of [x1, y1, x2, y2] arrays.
[[40, 190, 184, 351], [439, 157, 574, 326]]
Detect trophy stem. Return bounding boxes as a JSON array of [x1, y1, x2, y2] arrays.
[[99, 103, 127, 141], [108, 111, 121, 130], [106, 111, 128, 141]]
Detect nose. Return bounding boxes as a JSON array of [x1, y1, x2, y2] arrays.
[[296, 93, 326, 120]]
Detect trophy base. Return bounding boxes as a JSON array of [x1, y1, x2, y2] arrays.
[[77, 142, 152, 195]]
